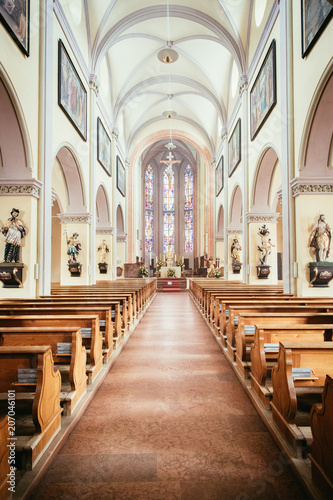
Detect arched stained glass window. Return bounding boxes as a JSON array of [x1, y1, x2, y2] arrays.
[[163, 168, 175, 252], [163, 212, 175, 253], [185, 165, 193, 209], [184, 165, 193, 253], [145, 165, 153, 210], [145, 212, 153, 252], [163, 169, 174, 211], [145, 165, 154, 252]]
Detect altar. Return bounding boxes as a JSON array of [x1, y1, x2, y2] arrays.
[[160, 266, 181, 278]]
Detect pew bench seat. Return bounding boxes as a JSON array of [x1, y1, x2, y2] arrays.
[[271, 341, 333, 458], [250, 325, 333, 409], [0, 346, 62, 470]]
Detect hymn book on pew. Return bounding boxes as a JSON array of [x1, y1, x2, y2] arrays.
[[17, 369, 38, 384], [292, 368, 313, 379]]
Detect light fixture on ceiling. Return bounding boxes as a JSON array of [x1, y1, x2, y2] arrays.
[[157, 0, 178, 64], [157, 47, 178, 64], [162, 110, 177, 119]]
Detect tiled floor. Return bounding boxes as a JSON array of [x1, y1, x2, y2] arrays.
[[30, 293, 308, 499]]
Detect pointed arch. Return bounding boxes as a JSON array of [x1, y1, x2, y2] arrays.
[[229, 184, 243, 228], [0, 66, 33, 178], [96, 184, 111, 225], [55, 145, 86, 213], [252, 146, 280, 212]]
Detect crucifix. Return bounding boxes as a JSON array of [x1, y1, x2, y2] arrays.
[[160, 151, 181, 179]]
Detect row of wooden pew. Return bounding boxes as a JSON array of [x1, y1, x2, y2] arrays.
[[0, 278, 156, 499], [189, 278, 333, 499]]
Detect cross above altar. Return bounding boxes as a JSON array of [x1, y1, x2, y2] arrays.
[[160, 151, 181, 176]]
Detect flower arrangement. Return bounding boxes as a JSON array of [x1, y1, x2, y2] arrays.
[[167, 268, 176, 278], [156, 254, 165, 270], [139, 263, 149, 278], [175, 256, 185, 269], [214, 269, 222, 279]]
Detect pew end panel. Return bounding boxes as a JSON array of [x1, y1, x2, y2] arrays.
[[0, 414, 12, 500], [0, 346, 62, 470], [271, 342, 333, 458], [250, 326, 330, 410], [309, 375, 333, 499]]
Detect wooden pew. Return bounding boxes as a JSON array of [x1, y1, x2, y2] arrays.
[[0, 346, 62, 470], [0, 414, 11, 500], [0, 315, 102, 384], [250, 325, 333, 408], [226, 303, 333, 362], [218, 298, 333, 343], [309, 375, 333, 498], [0, 327, 87, 416], [235, 312, 333, 377], [271, 341, 333, 457], [46, 291, 133, 333], [0, 303, 117, 355]]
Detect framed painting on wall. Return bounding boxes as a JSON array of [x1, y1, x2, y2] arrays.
[[215, 156, 224, 196], [117, 156, 125, 197], [228, 119, 241, 177], [0, 0, 30, 56], [58, 39, 87, 141], [301, 0, 333, 58], [250, 39, 276, 141], [97, 117, 112, 176]]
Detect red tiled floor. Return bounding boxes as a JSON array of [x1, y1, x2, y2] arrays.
[[30, 293, 308, 500]]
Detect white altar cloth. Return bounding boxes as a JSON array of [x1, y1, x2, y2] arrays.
[[160, 266, 181, 278]]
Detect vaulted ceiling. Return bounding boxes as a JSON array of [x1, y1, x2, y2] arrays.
[[60, 0, 274, 162]]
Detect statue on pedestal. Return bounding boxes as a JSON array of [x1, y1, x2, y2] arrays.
[[310, 214, 331, 262], [1, 208, 26, 263], [166, 247, 174, 267], [207, 257, 216, 277], [309, 214, 333, 288], [257, 225, 274, 266], [231, 237, 242, 273]]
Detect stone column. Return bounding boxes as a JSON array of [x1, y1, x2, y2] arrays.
[[88, 74, 99, 284], [111, 129, 119, 280], [280, 0, 295, 294], [239, 75, 249, 284], [38, 0, 54, 296]]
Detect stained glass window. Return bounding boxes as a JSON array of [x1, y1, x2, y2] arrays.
[[163, 212, 175, 253], [163, 169, 174, 211], [145, 165, 154, 252], [184, 165, 193, 253], [145, 211, 153, 252], [185, 165, 193, 210], [185, 210, 193, 253], [145, 165, 153, 210]]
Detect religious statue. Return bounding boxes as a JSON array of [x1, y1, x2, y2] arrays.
[[1, 208, 26, 263], [257, 224, 275, 265], [231, 237, 242, 264], [166, 247, 174, 267], [207, 257, 216, 277], [65, 230, 81, 263], [309, 214, 331, 262], [98, 239, 109, 263]]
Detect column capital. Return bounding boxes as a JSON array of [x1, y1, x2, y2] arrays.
[[58, 213, 93, 224], [239, 74, 248, 97], [112, 128, 119, 141], [89, 74, 99, 96]]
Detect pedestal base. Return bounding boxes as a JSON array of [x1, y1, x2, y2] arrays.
[[309, 262, 333, 287], [257, 265, 271, 279], [68, 262, 82, 277], [0, 262, 24, 288], [98, 263, 108, 274]]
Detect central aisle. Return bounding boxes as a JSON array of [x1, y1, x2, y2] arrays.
[[32, 293, 306, 500]]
